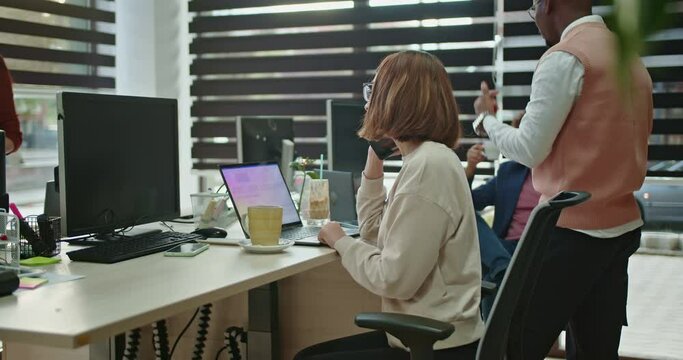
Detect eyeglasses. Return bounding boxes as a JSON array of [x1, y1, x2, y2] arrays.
[[528, 0, 541, 20], [362, 82, 373, 102]]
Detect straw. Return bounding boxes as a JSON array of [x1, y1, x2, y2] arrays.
[[319, 154, 324, 179]]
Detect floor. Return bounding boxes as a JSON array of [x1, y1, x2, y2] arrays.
[[619, 254, 683, 359], [537, 254, 682, 360]]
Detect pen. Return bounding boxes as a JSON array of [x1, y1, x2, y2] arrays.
[[9, 203, 23, 220]]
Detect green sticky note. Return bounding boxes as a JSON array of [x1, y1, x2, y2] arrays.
[[20, 256, 62, 266]]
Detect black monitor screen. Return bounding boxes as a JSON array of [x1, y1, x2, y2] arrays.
[[328, 100, 368, 175], [238, 117, 294, 163], [57, 92, 180, 237]]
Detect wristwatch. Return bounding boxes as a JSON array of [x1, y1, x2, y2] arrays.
[[473, 111, 489, 137]]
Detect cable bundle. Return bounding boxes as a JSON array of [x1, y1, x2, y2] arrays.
[[123, 328, 142, 360], [153, 320, 170, 360], [192, 303, 213, 360], [215, 326, 247, 360]]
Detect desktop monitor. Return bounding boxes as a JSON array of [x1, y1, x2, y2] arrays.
[[57, 92, 180, 238], [237, 116, 294, 164], [326, 100, 368, 176]]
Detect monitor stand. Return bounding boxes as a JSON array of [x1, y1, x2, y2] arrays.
[[68, 228, 163, 246]]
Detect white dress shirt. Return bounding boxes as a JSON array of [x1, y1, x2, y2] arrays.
[[481, 15, 643, 238]]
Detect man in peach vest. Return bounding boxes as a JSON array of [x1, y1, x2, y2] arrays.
[[472, 0, 653, 359]]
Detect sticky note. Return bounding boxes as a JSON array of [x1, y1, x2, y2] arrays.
[[19, 277, 48, 289], [20, 256, 61, 266]]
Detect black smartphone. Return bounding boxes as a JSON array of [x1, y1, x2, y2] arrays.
[[368, 138, 398, 160]]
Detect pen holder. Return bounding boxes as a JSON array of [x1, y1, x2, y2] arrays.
[[190, 193, 236, 230], [20, 215, 61, 259], [0, 211, 20, 268]]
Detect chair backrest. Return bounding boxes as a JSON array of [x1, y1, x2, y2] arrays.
[[476, 191, 590, 360]]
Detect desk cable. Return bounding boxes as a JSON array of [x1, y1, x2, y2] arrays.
[[160, 221, 175, 232], [169, 308, 200, 359], [152, 320, 170, 360], [123, 328, 142, 359], [215, 326, 247, 360], [191, 304, 213, 360], [165, 303, 212, 360], [122, 304, 212, 360]]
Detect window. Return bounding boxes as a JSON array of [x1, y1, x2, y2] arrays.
[[187, 0, 683, 232], [501, 0, 683, 177], [0, 0, 116, 211], [188, 0, 496, 170]]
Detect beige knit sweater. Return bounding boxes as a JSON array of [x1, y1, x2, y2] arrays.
[[334, 141, 485, 350]]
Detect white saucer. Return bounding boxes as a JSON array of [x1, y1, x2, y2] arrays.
[[237, 239, 295, 254]]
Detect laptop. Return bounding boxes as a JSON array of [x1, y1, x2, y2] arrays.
[[323, 170, 358, 226], [219, 162, 359, 245]]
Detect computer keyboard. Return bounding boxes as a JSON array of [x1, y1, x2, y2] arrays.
[[281, 226, 321, 240], [67, 232, 204, 264]]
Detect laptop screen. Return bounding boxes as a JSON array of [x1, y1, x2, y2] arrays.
[[220, 163, 301, 226]]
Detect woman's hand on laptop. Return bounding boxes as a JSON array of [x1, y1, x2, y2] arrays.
[[318, 222, 347, 249]]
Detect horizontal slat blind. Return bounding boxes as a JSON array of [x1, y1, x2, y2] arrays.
[[191, 2, 493, 33], [501, 0, 683, 177], [190, 0, 336, 12], [0, 44, 114, 66], [189, 0, 496, 170], [1, 0, 115, 22], [0, 0, 116, 88], [191, 48, 493, 75]]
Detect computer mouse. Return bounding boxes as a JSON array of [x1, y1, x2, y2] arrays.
[[192, 227, 228, 239]]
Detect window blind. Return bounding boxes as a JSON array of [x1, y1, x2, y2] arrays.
[[0, 0, 116, 89], [502, 0, 683, 177], [189, 0, 496, 169]]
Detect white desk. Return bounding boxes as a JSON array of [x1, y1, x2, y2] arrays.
[[0, 229, 349, 358], [0, 176, 395, 359]]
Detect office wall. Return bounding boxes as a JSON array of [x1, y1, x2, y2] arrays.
[[116, 0, 197, 214]]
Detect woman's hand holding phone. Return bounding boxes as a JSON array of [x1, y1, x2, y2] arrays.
[[364, 138, 399, 180], [369, 138, 398, 160], [364, 146, 385, 180]]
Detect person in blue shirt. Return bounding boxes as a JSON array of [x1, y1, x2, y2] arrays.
[[466, 113, 540, 318]]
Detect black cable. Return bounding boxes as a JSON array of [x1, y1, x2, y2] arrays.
[[224, 326, 246, 360], [123, 328, 142, 360], [214, 184, 226, 193], [94, 208, 118, 237], [152, 320, 170, 360], [160, 221, 175, 232], [215, 346, 228, 360], [94, 208, 144, 237], [119, 215, 151, 236], [169, 308, 199, 359], [192, 303, 213, 360]]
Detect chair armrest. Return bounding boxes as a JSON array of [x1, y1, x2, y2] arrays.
[[355, 312, 454, 341], [481, 280, 498, 297]]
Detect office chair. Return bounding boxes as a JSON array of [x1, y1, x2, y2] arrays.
[[354, 191, 591, 360]]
